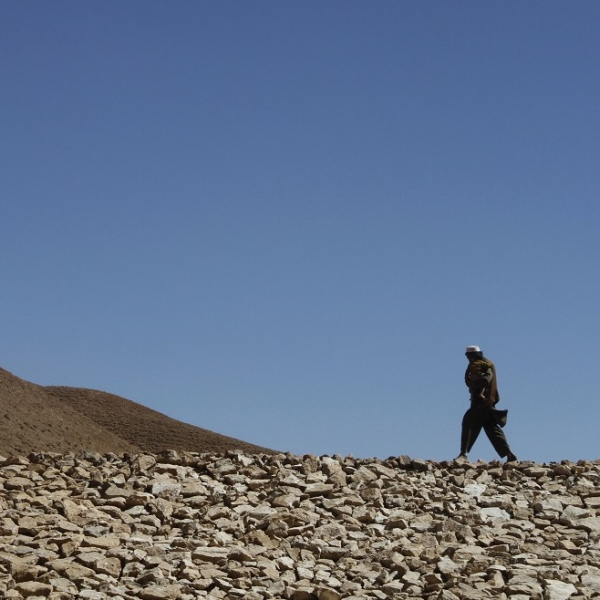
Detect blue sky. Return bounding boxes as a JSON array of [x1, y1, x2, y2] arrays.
[[2, 2, 599, 463]]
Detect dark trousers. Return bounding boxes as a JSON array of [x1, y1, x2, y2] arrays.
[[460, 406, 511, 458]]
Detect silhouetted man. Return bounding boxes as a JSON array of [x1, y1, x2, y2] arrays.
[[457, 345, 517, 462]]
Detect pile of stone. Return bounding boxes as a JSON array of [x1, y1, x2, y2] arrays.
[[1, 450, 600, 600]]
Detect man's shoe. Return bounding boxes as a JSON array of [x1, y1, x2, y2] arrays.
[[455, 453, 468, 462], [506, 452, 518, 462]]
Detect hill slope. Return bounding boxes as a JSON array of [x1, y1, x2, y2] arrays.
[[0, 367, 276, 456]]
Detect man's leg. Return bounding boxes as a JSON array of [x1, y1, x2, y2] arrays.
[[482, 412, 515, 459], [460, 407, 484, 455]]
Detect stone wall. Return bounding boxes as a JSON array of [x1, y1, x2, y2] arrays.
[[1, 451, 600, 599]]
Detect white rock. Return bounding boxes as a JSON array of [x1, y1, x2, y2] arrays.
[[481, 506, 511, 521], [544, 579, 577, 600], [463, 483, 487, 497]]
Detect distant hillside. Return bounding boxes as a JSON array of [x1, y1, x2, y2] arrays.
[[0, 366, 277, 456]]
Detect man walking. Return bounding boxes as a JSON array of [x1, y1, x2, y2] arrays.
[[457, 345, 517, 462]]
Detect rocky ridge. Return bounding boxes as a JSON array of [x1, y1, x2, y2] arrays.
[[1, 451, 600, 600]]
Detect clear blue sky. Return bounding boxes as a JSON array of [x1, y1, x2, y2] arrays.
[[2, 2, 599, 463]]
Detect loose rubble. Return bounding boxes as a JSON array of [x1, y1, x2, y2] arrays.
[[1, 450, 600, 599]]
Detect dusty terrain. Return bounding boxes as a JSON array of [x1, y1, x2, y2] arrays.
[[0, 366, 276, 457]]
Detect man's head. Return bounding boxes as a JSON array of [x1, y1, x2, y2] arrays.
[[465, 345, 483, 360]]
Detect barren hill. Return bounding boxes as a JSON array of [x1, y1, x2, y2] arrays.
[[0, 366, 276, 456]]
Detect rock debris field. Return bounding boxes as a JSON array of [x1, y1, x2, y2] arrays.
[[2, 451, 600, 600]]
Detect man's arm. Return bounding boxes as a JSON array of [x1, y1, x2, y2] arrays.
[[465, 361, 494, 402]]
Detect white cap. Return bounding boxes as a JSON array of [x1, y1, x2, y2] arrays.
[[465, 345, 481, 353]]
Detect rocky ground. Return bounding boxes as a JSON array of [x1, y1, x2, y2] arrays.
[[2, 451, 600, 600]]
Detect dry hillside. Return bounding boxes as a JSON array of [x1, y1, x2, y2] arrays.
[[0, 366, 276, 456], [3, 369, 600, 599]]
